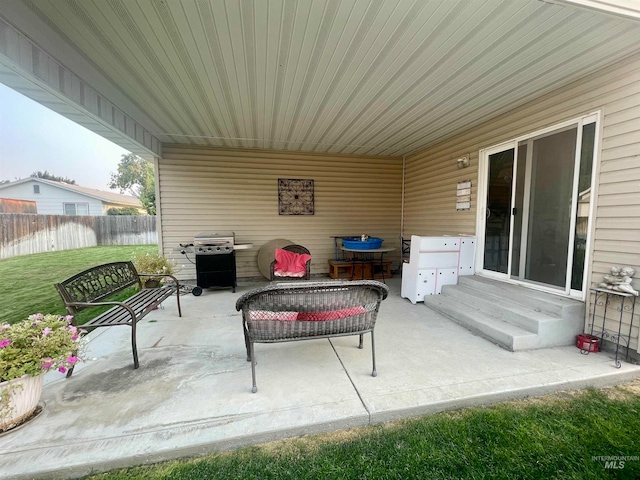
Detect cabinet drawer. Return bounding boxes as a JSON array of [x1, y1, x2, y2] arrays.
[[418, 251, 459, 269], [418, 237, 460, 252], [415, 269, 436, 299]]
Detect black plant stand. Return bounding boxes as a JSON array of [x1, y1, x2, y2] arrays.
[[583, 288, 637, 368]]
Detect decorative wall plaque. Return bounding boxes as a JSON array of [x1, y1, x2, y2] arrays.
[[456, 180, 472, 211], [278, 179, 314, 215]]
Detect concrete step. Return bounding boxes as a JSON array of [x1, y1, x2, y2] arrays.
[[441, 284, 554, 333], [457, 275, 580, 318], [424, 275, 586, 351], [423, 295, 539, 351]]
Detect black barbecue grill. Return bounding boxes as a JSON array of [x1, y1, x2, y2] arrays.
[[193, 232, 237, 292]]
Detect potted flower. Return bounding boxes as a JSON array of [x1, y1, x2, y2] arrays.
[[0, 314, 85, 432], [132, 252, 178, 288]]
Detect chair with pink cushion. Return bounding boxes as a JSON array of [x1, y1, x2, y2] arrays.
[[270, 244, 312, 280]]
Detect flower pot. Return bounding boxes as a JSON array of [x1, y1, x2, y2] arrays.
[[0, 374, 44, 431], [577, 334, 600, 353]]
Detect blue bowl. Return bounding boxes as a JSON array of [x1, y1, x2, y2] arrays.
[[342, 237, 384, 250]]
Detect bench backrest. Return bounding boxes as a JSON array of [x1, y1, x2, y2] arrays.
[[236, 280, 389, 322], [55, 261, 142, 314]]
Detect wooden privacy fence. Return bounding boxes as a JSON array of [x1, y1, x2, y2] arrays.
[[0, 214, 157, 259]]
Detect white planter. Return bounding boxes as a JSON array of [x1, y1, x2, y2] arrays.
[[0, 374, 44, 431]]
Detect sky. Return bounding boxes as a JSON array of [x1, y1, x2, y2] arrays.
[[0, 82, 130, 192]]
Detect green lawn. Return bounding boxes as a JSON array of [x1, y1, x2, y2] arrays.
[[84, 382, 640, 479], [0, 245, 157, 324]]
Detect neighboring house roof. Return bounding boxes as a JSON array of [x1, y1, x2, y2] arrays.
[[0, 178, 142, 207]]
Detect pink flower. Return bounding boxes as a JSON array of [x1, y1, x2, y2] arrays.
[[71, 333, 78, 340], [66, 356, 78, 364], [41, 358, 54, 369], [42, 327, 52, 337], [1, 324, 10, 330], [58, 366, 67, 374], [0, 339, 10, 348]]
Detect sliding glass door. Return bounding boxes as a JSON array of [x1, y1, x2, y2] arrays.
[[479, 115, 597, 296]]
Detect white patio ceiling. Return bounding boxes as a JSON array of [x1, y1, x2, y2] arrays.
[[1, 0, 639, 158]]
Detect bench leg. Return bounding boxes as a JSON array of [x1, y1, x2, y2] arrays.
[[371, 331, 377, 377], [250, 341, 257, 393], [358, 333, 363, 349], [131, 326, 140, 369], [243, 322, 251, 362], [176, 284, 182, 317]]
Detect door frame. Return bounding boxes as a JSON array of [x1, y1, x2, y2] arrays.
[[475, 112, 600, 299]]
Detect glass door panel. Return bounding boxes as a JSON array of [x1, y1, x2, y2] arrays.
[[515, 127, 577, 288], [510, 142, 528, 278], [483, 149, 514, 274], [571, 122, 596, 291]]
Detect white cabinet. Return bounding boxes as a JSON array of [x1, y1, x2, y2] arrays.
[[401, 235, 476, 304]]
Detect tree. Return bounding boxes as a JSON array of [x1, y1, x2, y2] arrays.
[[31, 171, 76, 184], [109, 154, 156, 215]]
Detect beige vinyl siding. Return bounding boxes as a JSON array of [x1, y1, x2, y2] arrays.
[[158, 147, 402, 280], [404, 52, 640, 351]]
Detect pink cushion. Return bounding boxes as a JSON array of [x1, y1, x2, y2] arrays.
[[249, 310, 299, 321], [274, 248, 311, 276], [297, 306, 367, 321]]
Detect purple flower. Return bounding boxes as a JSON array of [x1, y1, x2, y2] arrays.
[[0, 339, 10, 348], [41, 358, 54, 369], [42, 327, 52, 337], [58, 366, 67, 374], [67, 356, 78, 364]]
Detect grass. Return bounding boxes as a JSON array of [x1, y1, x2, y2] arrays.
[[0, 245, 157, 325], [84, 382, 640, 480]]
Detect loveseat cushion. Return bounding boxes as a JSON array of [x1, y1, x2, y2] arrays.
[[297, 306, 367, 321], [249, 310, 299, 321]]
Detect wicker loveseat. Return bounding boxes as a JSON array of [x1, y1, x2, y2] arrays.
[[235, 280, 389, 392]]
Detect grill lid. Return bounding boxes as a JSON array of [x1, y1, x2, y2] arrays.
[[194, 232, 235, 245]]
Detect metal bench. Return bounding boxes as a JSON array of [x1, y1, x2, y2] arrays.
[[54, 261, 182, 376], [235, 280, 389, 392]]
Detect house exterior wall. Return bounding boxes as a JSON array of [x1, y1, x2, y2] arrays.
[[158, 146, 403, 280], [0, 180, 104, 215], [403, 52, 640, 352]]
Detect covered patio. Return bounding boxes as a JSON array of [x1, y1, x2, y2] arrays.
[[1, 278, 638, 479]]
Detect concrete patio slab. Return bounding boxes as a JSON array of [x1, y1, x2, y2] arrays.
[[1, 278, 638, 479]]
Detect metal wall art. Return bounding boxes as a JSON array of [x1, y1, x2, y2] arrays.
[[278, 178, 314, 215]]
